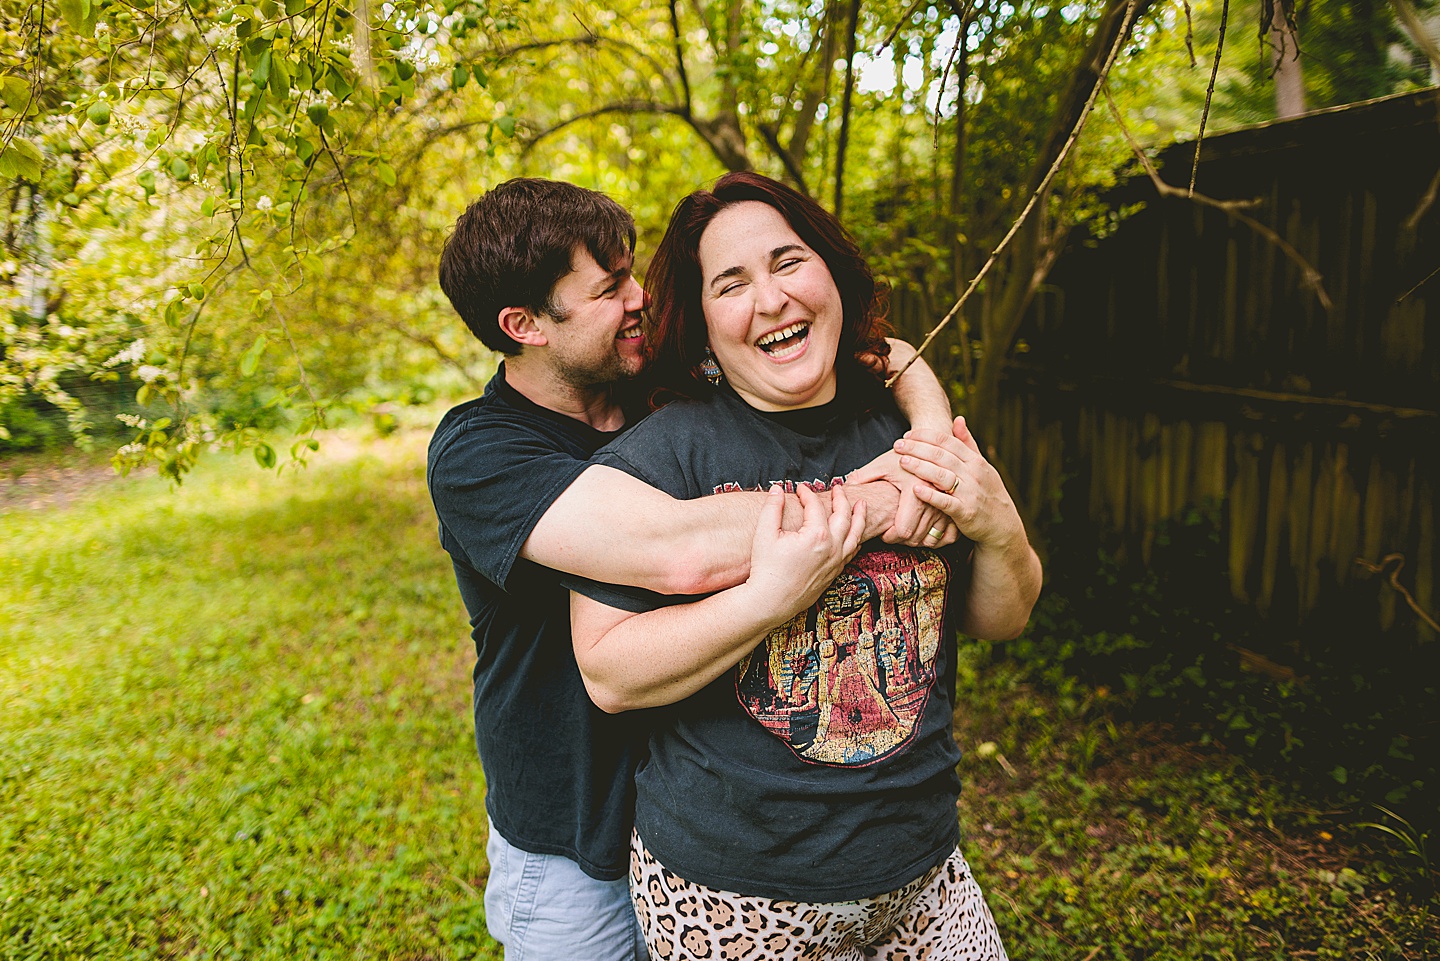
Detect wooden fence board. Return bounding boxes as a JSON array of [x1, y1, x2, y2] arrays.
[[945, 91, 1440, 641]]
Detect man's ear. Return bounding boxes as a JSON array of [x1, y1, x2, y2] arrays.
[[498, 306, 547, 348]]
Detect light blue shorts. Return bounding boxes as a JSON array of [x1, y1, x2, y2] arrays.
[[484, 822, 646, 961]]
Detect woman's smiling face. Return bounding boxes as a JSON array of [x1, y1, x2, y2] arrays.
[[697, 201, 845, 412]]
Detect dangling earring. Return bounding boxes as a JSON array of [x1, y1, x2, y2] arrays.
[[698, 347, 724, 386]]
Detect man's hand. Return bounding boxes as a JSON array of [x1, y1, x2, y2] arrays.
[[847, 450, 959, 547], [894, 417, 1026, 550]]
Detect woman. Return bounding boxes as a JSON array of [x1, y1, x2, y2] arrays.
[[569, 172, 1038, 959]]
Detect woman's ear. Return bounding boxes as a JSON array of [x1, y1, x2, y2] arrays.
[[498, 306, 547, 348]]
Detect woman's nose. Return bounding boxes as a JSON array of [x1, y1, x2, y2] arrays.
[[754, 278, 788, 315]]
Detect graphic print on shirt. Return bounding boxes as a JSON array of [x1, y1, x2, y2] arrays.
[[735, 548, 951, 766]]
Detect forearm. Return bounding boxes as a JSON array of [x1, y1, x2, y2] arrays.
[[573, 587, 794, 713], [886, 338, 953, 433], [960, 536, 1043, 640], [523, 465, 764, 595]]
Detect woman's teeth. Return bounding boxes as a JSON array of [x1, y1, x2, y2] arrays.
[[756, 323, 809, 356]]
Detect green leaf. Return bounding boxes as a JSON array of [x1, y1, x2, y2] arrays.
[[325, 68, 353, 102], [376, 161, 395, 186], [86, 101, 111, 126], [170, 158, 191, 181], [395, 59, 415, 82], [494, 115, 515, 138], [201, 196, 216, 216], [137, 168, 157, 196], [284, 0, 306, 14], [269, 56, 291, 93], [163, 299, 184, 327], [239, 333, 268, 376], [58, 0, 95, 36], [254, 442, 277, 469], [195, 144, 218, 179], [252, 49, 272, 89], [294, 136, 315, 161], [451, 64, 469, 89], [188, 283, 206, 300], [306, 103, 328, 126], [1, 76, 32, 110], [3, 138, 43, 182]]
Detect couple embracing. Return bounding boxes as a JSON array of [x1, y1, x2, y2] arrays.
[[427, 172, 1041, 960]]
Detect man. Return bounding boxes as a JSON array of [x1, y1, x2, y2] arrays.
[[426, 178, 1000, 959]]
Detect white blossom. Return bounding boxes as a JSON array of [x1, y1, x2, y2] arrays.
[[103, 339, 147, 368]]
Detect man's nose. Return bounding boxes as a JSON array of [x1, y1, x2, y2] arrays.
[[625, 277, 647, 311]]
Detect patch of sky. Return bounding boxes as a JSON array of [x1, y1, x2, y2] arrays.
[[855, 14, 965, 116]]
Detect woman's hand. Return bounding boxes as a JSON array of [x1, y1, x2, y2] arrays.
[[894, 417, 1027, 551], [743, 482, 867, 621]]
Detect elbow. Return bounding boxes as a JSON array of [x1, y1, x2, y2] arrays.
[[581, 674, 640, 715], [655, 546, 740, 596], [963, 614, 1031, 643], [965, 578, 1042, 642]]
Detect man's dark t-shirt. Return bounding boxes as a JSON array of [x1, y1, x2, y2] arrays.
[[567, 373, 969, 902], [426, 364, 642, 880]]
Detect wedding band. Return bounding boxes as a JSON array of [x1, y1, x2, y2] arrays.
[[927, 526, 944, 540], [947, 476, 960, 495]]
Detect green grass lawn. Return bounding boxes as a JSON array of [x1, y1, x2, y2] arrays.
[[1, 424, 1434, 959], [1, 429, 495, 959]]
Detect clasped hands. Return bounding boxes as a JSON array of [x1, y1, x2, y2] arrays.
[[851, 415, 1026, 551], [745, 418, 1027, 617]]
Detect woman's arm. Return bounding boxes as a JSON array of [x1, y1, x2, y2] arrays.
[[571, 483, 866, 713], [895, 417, 1043, 640]]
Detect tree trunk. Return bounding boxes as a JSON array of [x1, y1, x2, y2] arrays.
[[833, 0, 862, 217], [967, 0, 1153, 435], [1271, 17, 1305, 118]]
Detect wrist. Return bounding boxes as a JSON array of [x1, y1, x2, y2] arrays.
[[972, 525, 1029, 559]]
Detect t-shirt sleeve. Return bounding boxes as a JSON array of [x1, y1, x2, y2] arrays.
[[429, 418, 592, 591], [559, 433, 707, 614]]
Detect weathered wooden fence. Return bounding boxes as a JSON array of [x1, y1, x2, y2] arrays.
[[965, 91, 1439, 638]]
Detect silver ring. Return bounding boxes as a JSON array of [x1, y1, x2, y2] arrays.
[[927, 526, 944, 540]]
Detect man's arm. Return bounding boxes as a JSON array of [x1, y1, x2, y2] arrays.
[[523, 464, 900, 596], [882, 339, 957, 542], [572, 485, 865, 713], [523, 340, 947, 596], [885, 338, 954, 434]]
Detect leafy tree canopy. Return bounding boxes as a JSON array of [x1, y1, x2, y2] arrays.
[[2, 0, 1432, 478]]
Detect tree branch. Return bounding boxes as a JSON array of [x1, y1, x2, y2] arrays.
[[1103, 87, 1332, 311], [1191, 0, 1229, 194], [520, 100, 689, 154], [887, 0, 1145, 387]]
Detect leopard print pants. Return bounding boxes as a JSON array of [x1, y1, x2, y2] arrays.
[[630, 832, 1010, 961]]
